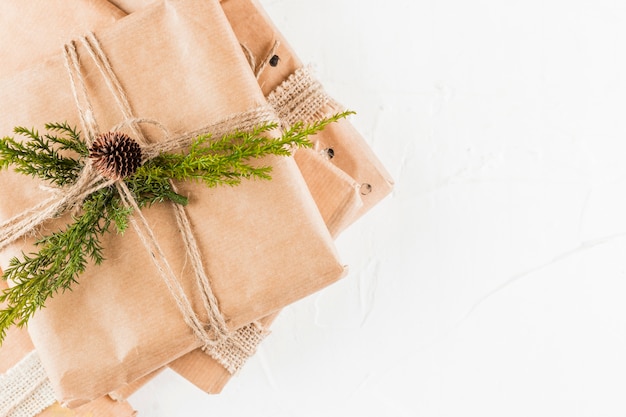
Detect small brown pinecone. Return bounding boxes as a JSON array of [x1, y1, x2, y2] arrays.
[[89, 132, 142, 180]]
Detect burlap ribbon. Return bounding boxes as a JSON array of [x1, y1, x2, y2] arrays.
[[0, 351, 56, 417], [267, 66, 342, 127]]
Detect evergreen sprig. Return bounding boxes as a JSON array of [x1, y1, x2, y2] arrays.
[[0, 123, 87, 187], [0, 187, 125, 341], [139, 111, 352, 187], [0, 110, 353, 343]]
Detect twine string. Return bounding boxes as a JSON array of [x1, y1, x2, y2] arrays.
[[115, 181, 215, 344], [0, 165, 107, 251], [78, 32, 233, 345], [168, 181, 229, 340], [63, 41, 99, 145], [0, 32, 279, 351], [70, 32, 234, 346], [80, 34, 144, 142]]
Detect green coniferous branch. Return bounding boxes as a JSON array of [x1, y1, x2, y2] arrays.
[[43, 122, 89, 157], [0, 124, 86, 187], [0, 186, 127, 342], [125, 173, 189, 207], [0, 111, 354, 343], [139, 110, 355, 187]]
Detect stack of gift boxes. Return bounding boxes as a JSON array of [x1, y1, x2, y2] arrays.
[[0, 1, 393, 416]]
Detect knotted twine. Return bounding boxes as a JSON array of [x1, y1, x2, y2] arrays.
[[0, 32, 274, 371]]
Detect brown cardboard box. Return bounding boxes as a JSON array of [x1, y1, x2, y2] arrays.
[[0, 0, 344, 406]]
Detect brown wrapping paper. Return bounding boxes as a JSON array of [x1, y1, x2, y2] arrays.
[[0, 280, 137, 417], [0, 0, 125, 79], [0, 0, 345, 406], [107, 370, 161, 402], [105, 0, 150, 13], [1, 0, 391, 400]]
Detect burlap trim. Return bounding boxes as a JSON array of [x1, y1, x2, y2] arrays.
[[206, 321, 270, 374], [267, 67, 343, 127], [0, 351, 56, 417]]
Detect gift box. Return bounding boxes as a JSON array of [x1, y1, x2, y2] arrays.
[[0, 0, 346, 406], [91, 0, 394, 396], [0, 0, 393, 405], [0, 0, 358, 402], [0, 0, 256, 401]]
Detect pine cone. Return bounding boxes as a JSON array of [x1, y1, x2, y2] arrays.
[[89, 132, 142, 180]]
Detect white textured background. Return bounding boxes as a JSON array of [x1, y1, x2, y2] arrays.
[[130, 0, 626, 416]]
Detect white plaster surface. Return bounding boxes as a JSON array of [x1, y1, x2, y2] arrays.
[[130, 0, 626, 415]]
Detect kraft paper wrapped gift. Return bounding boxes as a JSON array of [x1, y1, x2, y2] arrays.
[[0, 0, 390, 401], [0, 280, 137, 417], [166, 0, 394, 394], [99, 0, 393, 395], [0, 0, 346, 406], [0, 0, 362, 402]]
